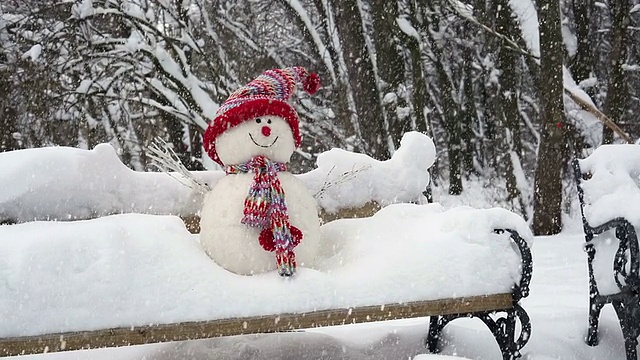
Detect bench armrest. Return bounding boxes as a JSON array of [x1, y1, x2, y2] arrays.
[[572, 158, 640, 293], [586, 218, 640, 293], [494, 229, 532, 302]]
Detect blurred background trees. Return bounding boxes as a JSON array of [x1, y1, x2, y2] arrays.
[[1, 0, 639, 234]]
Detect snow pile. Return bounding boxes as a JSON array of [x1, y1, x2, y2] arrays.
[[0, 144, 220, 222], [578, 144, 640, 226], [0, 132, 435, 222], [0, 203, 530, 338], [302, 132, 436, 213]]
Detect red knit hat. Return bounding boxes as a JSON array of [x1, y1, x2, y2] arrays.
[[203, 67, 321, 165]]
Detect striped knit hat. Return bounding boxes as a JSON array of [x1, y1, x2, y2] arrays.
[[204, 67, 321, 165]]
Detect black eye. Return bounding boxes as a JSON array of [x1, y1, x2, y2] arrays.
[[256, 118, 262, 124], [267, 119, 272, 124]]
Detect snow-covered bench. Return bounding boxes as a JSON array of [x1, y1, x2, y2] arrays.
[[572, 145, 640, 360], [0, 205, 533, 359], [0, 136, 532, 359]]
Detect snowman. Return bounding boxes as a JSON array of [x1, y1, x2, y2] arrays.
[[200, 67, 322, 276]]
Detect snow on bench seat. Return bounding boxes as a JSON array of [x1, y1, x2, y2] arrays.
[[577, 144, 640, 296], [0, 203, 531, 341]]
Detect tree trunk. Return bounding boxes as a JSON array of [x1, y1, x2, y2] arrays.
[[496, 0, 526, 217], [438, 60, 463, 196], [312, 0, 362, 148], [371, 0, 408, 147], [532, 0, 567, 235], [330, 0, 389, 159], [409, 40, 428, 135], [0, 73, 20, 152], [461, 48, 477, 177], [399, 9, 428, 136], [420, 5, 463, 195], [569, 0, 594, 84], [602, 0, 630, 144]]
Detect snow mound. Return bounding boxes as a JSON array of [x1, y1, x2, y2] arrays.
[[0, 203, 529, 338], [302, 132, 436, 213], [0, 144, 219, 222], [578, 144, 640, 226], [0, 132, 435, 222]]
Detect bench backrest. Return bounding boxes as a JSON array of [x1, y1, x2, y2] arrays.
[[571, 159, 593, 240], [572, 145, 640, 229], [573, 145, 640, 295]]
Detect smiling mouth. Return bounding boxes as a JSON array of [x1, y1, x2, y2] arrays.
[[249, 133, 278, 148]]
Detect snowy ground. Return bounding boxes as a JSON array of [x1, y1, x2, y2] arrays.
[[12, 200, 632, 360]]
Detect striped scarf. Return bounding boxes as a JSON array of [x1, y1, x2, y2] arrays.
[[226, 155, 302, 276]]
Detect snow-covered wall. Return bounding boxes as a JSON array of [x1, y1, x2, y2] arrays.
[[0, 132, 435, 223]]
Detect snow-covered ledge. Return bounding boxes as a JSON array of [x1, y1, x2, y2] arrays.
[[0, 132, 435, 224], [0, 203, 532, 338]]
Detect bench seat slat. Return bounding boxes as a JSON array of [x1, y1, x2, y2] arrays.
[[0, 293, 513, 357]]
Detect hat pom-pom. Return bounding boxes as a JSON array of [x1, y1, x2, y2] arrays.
[[303, 72, 321, 95]]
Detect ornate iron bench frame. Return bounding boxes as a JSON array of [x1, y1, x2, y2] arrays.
[[572, 159, 640, 360], [0, 229, 532, 359], [426, 229, 532, 360]]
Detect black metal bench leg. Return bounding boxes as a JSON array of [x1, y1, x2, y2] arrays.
[[624, 337, 638, 360], [479, 306, 530, 360], [480, 310, 519, 360], [612, 300, 640, 360], [426, 315, 450, 354], [586, 296, 605, 346], [501, 310, 518, 360], [426, 307, 530, 360]]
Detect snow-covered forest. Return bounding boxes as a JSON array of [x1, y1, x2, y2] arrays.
[[2, 1, 640, 359], [1, 0, 639, 234]]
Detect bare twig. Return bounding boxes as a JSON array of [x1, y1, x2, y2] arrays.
[[147, 137, 212, 193], [314, 164, 372, 199]]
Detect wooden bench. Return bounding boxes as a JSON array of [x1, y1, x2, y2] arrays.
[[0, 228, 532, 360], [572, 150, 640, 360]]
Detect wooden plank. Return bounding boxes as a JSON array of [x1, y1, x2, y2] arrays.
[[0, 293, 512, 357], [181, 201, 383, 234]]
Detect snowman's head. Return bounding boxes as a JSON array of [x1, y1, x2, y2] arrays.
[[215, 115, 296, 165], [203, 67, 321, 167]]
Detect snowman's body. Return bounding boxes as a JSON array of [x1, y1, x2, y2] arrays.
[[199, 115, 322, 275], [200, 172, 320, 275]]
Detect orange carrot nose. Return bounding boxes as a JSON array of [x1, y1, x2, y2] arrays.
[[262, 126, 271, 137]]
